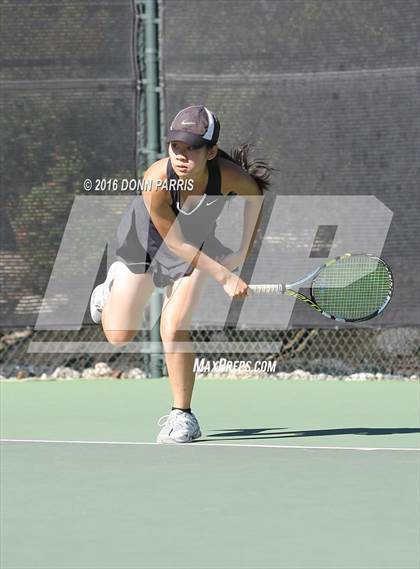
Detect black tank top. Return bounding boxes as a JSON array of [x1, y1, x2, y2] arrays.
[[115, 156, 234, 276], [147, 157, 226, 251]]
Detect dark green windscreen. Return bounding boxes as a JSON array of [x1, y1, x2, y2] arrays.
[[1, 0, 137, 326], [162, 0, 419, 327]]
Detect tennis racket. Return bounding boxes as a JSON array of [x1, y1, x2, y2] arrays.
[[249, 253, 393, 322]]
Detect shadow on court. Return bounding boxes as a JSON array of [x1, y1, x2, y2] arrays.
[[201, 426, 420, 442]]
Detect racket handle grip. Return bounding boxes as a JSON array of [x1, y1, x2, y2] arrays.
[[249, 284, 284, 295]]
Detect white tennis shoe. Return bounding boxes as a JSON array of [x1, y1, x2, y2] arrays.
[[156, 409, 202, 444], [89, 261, 124, 324]]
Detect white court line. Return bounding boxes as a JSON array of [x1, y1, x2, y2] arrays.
[[0, 439, 419, 452]]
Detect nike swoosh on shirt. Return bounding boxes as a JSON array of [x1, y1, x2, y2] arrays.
[[206, 199, 218, 206]]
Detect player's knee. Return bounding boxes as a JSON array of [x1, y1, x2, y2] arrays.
[[104, 330, 135, 346], [160, 323, 190, 345], [160, 323, 178, 343]]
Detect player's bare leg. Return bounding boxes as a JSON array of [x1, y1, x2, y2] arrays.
[[160, 268, 208, 407], [99, 263, 155, 345], [156, 269, 208, 443]]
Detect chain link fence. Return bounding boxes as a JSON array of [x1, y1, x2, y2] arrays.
[[1, 327, 418, 379]]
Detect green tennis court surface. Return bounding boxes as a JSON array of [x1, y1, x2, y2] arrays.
[[1, 379, 419, 569]]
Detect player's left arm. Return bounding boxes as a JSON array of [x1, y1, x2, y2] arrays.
[[221, 161, 264, 264]]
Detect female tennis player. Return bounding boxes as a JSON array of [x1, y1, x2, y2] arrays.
[[90, 105, 272, 443]]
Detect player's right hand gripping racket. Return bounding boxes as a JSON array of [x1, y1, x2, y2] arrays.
[[249, 253, 393, 322]]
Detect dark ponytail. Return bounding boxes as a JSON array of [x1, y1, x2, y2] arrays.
[[217, 143, 273, 193]]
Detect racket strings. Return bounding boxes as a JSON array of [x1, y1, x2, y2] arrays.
[[312, 256, 392, 320]]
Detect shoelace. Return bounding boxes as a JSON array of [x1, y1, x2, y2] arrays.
[[157, 411, 196, 430]]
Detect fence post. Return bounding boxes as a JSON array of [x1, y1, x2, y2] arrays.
[[137, 0, 163, 377]]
